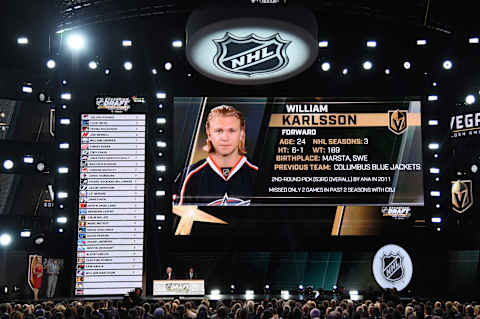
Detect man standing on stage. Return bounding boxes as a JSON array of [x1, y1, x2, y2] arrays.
[[165, 267, 175, 280], [46, 259, 60, 298], [176, 105, 258, 206], [186, 267, 196, 280]]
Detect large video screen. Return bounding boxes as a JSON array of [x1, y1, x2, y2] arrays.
[[173, 97, 424, 207], [74, 113, 145, 296]]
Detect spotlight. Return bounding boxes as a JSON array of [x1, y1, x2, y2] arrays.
[[318, 41, 328, 48], [61, 93, 71, 100], [428, 120, 438, 126], [155, 190, 166, 196], [164, 62, 173, 71], [471, 164, 478, 173], [124, 62, 133, 71], [20, 230, 31, 238], [366, 40, 377, 47], [172, 40, 183, 48], [321, 62, 330, 71], [385, 69, 390, 75], [46, 59, 56, 69], [403, 61, 411, 69], [58, 228, 64, 233], [157, 141, 167, 148], [416, 39, 427, 46], [468, 37, 479, 44], [429, 168, 440, 174], [342, 68, 348, 75], [59, 118, 71, 125], [23, 155, 34, 164], [0, 233, 12, 246], [428, 95, 438, 101], [59, 142, 70, 149], [156, 165, 166, 172], [3, 160, 14, 170], [88, 61, 98, 69], [33, 233, 45, 245], [104, 68, 111, 75], [436, 227, 441, 232], [152, 68, 158, 75], [431, 217, 442, 223], [17, 37, 28, 45], [435, 204, 440, 208], [57, 192, 68, 199], [122, 40, 132, 47], [156, 117, 166, 124], [433, 82, 437, 86], [465, 95, 475, 105], [57, 217, 67, 224], [428, 143, 439, 150], [61, 104, 67, 109], [66, 34, 85, 50], [155, 214, 166, 221], [362, 61, 373, 70], [298, 284, 304, 290], [62, 80, 67, 85], [158, 104, 163, 109], [442, 60, 453, 70], [35, 162, 47, 173], [156, 92, 167, 99], [211, 289, 220, 295], [281, 290, 290, 299], [58, 167, 69, 174], [21, 85, 33, 94], [430, 191, 440, 197]]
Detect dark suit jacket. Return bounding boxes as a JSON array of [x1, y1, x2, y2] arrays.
[[186, 272, 197, 280], [165, 272, 175, 280]]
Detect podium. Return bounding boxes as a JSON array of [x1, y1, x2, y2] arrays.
[[153, 280, 205, 296]]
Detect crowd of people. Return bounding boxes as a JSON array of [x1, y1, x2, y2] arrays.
[[1, 295, 480, 319]]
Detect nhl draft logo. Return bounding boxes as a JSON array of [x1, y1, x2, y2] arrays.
[[372, 244, 413, 291], [451, 180, 473, 213], [382, 253, 404, 282], [388, 110, 408, 135], [213, 32, 291, 76]]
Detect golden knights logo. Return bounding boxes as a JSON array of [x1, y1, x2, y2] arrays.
[[388, 110, 408, 135], [213, 32, 291, 76], [451, 180, 473, 213], [382, 252, 404, 282]]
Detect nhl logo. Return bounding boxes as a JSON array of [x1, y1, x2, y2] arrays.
[[388, 110, 408, 135], [213, 32, 291, 76], [382, 253, 404, 282], [451, 180, 473, 213]]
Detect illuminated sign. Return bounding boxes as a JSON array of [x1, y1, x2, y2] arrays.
[[186, 8, 317, 85], [451, 180, 473, 213], [372, 244, 413, 291]]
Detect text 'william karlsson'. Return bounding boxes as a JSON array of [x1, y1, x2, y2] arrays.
[[282, 114, 357, 126]]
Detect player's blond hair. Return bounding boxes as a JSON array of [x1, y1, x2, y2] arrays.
[[204, 105, 246, 154]]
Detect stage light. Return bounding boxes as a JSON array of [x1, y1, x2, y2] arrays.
[[66, 34, 85, 50], [428, 95, 438, 101], [245, 290, 254, 298], [433, 153, 438, 158], [435, 177, 440, 182], [281, 290, 290, 299], [3, 160, 14, 170], [61, 93, 71, 100], [35, 162, 46, 172], [430, 191, 440, 197], [62, 80, 67, 85], [157, 141, 167, 148], [0, 234, 12, 246], [122, 40, 132, 47], [164, 62, 173, 71], [155, 190, 166, 197], [124, 61, 133, 71], [22, 85, 33, 93], [60, 118, 71, 125], [156, 117, 166, 124], [298, 284, 304, 290], [155, 214, 166, 221], [428, 120, 438, 126], [436, 227, 441, 231], [433, 82, 437, 87], [366, 40, 377, 47], [211, 289, 220, 295], [431, 217, 442, 223], [61, 104, 67, 109], [46, 59, 56, 69], [104, 68, 110, 75], [156, 165, 166, 172], [17, 37, 28, 45], [57, 192, 68, 199], [362, 61, 372, 70], [88, 61, 98, 69], [416, 39, 427, 46], [158, 104, 163, 109], [23, 155, 34, 164], [442, 60, 453, 70], [468, 37, 479, 44], [59, 204, 64, 209], [428, 143, 439, 150], [342, 68, 348, 75], [59, 142, 69, 149], [172, 40, 183, 48], [429, 168, 440, 174], [385, 69, 390, 75], [465, 95, 475, 105], [321, 62, 330, 71], [318, 41, 328, 48], [58, 228, 64, 233], [230, 284, 235, 289], [157, 226, 162, 230], [58, 167, 69, 174], [403, 61, 411, 69], [156, 92, 167, 99], [158, 177, 163, 182], [20, 230, 31, 238], [151, 68, 158, 75], [471, 164, 478, 173], [33, 234, 45, 245], [158, 152, 163, 157], [435, 204, 440, 208]]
